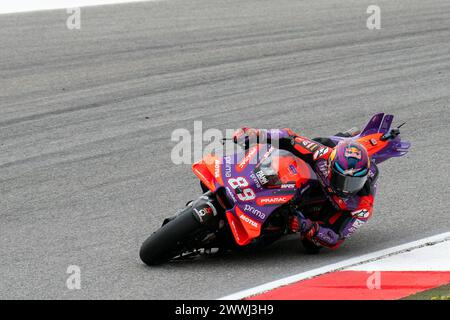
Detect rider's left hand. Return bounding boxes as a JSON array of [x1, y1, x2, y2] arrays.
[[288, 215, 300, 233], [302, 222, 319, 240], [291, 211, 320, 238], [232, 127, 259, 145]]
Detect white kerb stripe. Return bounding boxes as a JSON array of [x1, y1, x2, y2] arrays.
[[348, 240, 450, 271], [218, 232, 450, 300]]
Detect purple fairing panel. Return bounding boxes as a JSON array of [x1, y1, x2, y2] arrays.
[[371, 138, 411, 164], [218, 144, 317, 224], [379, 114, 394, 134], [360, 113, 392, 137]]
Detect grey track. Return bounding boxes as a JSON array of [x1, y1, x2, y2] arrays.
[[0, 0, 449, 299]]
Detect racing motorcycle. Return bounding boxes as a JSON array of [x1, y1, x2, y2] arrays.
[[139, 113, 410, 265]]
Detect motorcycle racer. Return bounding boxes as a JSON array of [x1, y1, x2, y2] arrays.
[[140, 113, 409, 265], [232, 127, 378, 253]]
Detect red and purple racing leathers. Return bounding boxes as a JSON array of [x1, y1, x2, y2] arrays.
[[235, 127, 378, 249]]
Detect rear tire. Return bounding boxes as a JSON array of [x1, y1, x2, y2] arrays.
[[139, 207, 204, 266]]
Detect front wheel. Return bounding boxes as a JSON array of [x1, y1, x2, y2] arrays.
[[302, 239, 322, 254], [139, 206, 204, 266]]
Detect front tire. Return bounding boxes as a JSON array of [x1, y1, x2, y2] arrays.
[[139, 206, 204, 266], [302, 239, 322, 254]]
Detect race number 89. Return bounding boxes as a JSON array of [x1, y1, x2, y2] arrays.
[[228, 177, 255, 201]]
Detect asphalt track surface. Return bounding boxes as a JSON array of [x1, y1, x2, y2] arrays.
[[0, 0, 449, 299]]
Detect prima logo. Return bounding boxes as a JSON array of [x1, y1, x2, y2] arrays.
[[243, 204, 265, 220], [224, 156, 232, 178]]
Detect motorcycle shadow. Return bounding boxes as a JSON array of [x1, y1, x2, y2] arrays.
[[149, 235, 342, 268]]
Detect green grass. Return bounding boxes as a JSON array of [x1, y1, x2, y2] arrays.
[[402, 283, 450, 300]]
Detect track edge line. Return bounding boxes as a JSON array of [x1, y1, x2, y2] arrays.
[[218, 231, 450, 300]]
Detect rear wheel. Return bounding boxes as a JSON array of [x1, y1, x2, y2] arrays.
[[139, 206, 205, 266]]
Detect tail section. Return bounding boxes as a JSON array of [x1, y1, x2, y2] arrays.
[[359, 113, 394, 137], [329, 113, 410, 164], [358, 113, 411, 164]]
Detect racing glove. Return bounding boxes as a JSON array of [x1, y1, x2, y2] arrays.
[[290, 210, 340, 248], [232, 127, 294, 146], [289, 210, 319, 237], [232, 127, 260, 147]]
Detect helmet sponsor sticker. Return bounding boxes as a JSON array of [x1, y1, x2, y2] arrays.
[[345, 146, 362, 160]]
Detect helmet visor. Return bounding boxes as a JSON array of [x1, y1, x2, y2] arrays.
[[330, 167, 368, 196]]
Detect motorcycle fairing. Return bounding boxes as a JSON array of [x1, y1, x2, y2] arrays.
[[193, 144, 317, 246], [192, 154, 225, 192], [226, 207, 262, 246], [192, 113, 410, 246]]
